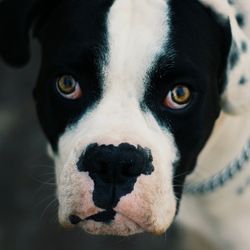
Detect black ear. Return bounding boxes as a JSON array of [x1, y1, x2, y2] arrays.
[[0, 0, 34, 67]]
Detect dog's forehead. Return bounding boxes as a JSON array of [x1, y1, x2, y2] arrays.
[[38, 0, 225, 90], [39, 0, 169, 72], [103, 0, 170, 99], [36, 0, 228, 151], [39, 0, 219, 62]]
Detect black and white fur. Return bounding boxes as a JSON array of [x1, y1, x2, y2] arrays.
[[178, 2, 250, 249], [0, 0, 250, 247]]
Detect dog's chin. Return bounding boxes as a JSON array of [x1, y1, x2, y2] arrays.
[[68, 212, 173, 236], [80, 213, 144, 236], [60, 207, 175, 236]]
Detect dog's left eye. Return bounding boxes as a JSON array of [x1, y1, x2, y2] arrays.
[[56, 75, 82, 99], [164, 85, 192, 109]]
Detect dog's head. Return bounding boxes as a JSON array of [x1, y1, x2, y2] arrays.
[[1, 0, 250, 235]]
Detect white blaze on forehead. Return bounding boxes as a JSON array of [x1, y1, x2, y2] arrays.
[[55, 0, 177, 235], [104, 0, 170, 99]]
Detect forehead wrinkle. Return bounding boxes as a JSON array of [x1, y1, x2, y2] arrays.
[[103, 0, 170, 100]]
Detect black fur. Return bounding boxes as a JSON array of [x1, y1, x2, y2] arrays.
[[0, 0, 232, 214], [33, 0, 114, 150], [143, 0, 232, 200], [85, 209, 116, 224], [0, 0, 33, 66], [229, 42, 240, 69], [236, 13, 245, 28], [239, 76, 247, 85], [241, 41, 248, 53]]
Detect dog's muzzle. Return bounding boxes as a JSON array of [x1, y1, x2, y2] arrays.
[[57, 130, 177, 235], [69, 143, 154, 224]]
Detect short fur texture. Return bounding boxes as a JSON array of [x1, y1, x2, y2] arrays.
[[0, 0, 250, 248], [178, 2, 250, 249]]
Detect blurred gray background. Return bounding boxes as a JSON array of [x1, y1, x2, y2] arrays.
[[0, 42, 210, 250]]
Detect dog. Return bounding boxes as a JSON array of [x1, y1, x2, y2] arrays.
[[1, 0, 250, 248]]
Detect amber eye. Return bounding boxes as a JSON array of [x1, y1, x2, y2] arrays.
[[164, 85, 192, 109], [56, 75, 82, 99]]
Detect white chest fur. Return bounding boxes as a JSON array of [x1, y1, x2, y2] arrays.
[[178, 112, 250, 250], [178, 1, 250, 248]]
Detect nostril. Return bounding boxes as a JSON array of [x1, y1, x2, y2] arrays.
[[77, 143, 154, 184], [69, 215, 82, 225]]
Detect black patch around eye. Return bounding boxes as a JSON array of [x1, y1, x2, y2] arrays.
[[33, 0, 115, 152], [35, 72, 102, 152], [236, 13, 245, 27], [142, 0, 231, 204]]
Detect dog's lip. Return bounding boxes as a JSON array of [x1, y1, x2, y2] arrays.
[[69, 209, 144, 228], [113, 209, 148, 231], [113, 208, 169, 235], [69, 209, 116, 224], [70, 209, 159, 233], [85, 209, 116, 223]]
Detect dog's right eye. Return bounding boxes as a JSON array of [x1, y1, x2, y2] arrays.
[[56, 75, 82, 99]]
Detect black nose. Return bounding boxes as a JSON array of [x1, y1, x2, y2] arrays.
[[77, 143, 154, 209], [77, 143, 153, 183]]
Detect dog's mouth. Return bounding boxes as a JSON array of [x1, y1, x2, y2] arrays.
[[85, 209, 116, 223], [67, 208, 147, 236], [69, 209, 116, 225], [58, 141, 177, 236]]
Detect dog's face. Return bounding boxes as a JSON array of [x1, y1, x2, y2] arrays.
[[1, 0, 250, 236], [32, 0, 230, 235]]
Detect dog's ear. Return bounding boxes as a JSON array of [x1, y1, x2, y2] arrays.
[[0, 0, 35, 67], [200, 0, 250, 115], [0, 0, 59, 67]]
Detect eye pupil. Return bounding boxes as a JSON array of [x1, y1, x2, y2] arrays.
[[172, 85, 191, 104], [64, 77, 74, 87], [175, 87, 185, 97], [58, 76, 76, 94]]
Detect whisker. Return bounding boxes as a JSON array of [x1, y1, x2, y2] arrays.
[[40, 198, 58, 220], [29, 164, 55, 170], [173, 170, 190, 179], [37, 172, 55, 177], [30, 175, 56, 186], [35, 194, 57, 208], [164, 231, 168, 242], [33, 180, 56, 196], [172, 183, 186, 186]]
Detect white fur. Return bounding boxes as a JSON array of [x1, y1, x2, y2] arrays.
[[51, 0, 250, 241], [198, 0, 250, 114], [178, 2, 250, 249], [179, 112, 250, 250], [54, 0, 177, 235], [232, 0, 250, 36]]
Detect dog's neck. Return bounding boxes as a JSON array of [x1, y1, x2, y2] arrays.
[[187, 111, 250, 186], [179, 111, 250, 250], [185, 0, 250, 189]]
